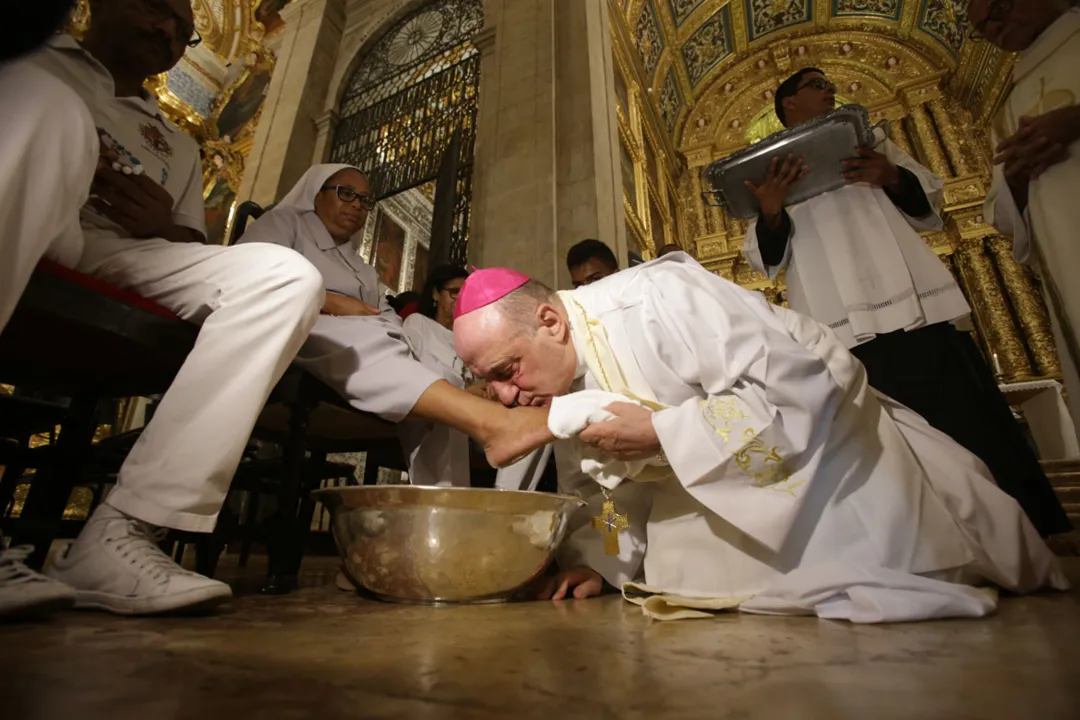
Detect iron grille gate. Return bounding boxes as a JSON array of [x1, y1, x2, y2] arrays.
[[329, 0, 482, 266]]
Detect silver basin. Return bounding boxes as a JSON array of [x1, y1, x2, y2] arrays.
[[312, 485, 586, 605]]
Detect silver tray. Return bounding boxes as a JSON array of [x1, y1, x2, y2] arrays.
[[702, 104, 884, 220]]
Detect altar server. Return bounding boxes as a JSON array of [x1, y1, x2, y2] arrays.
[[742, 67, 1068, 536], [977, 0, 1080, 448], [453, 256, 1067, 623], [237, 165, 552, 486]]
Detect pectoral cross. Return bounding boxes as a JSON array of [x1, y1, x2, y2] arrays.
[[591, 497, 628, 555]]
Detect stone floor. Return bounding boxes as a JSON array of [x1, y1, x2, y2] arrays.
[[2, 556, 1079, 720]]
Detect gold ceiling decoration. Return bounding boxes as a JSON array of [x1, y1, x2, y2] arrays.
[[614, 0, 1008, 148], [195, 0, 266, 63], [605, 2, 1062, 392], [681, 29, 944, 153]]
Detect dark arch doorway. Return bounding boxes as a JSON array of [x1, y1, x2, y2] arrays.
[[330, 0, 482, 267]]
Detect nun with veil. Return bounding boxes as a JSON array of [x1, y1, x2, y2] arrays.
[[236, 164, 535, 485]]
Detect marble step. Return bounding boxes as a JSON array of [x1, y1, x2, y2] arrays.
[[1041, 459, 1080, 474], [1046, 471, 1080, 488]]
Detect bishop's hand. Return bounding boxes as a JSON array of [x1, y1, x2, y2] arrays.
[[535, 566, 604, 601], [578, 402, 662, 461]]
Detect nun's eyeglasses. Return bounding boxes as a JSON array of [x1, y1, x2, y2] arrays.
[[322, 185, 377, 210]]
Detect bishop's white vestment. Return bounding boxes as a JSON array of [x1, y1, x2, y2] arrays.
[[985, 8, 1080, 445], [551, 255, 1067, 623]]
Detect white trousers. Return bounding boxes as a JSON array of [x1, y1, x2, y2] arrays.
[[1, 59, 325, 533], [0, 59, 96, 331], [77, 235, 323, 531]]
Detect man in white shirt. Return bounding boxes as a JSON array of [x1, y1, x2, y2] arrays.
[[976, 0, 1080, 448], [0, 0, 327, 616], [742, 68, 1069, 537]]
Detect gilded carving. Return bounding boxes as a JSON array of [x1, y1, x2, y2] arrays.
[[669, 0, 709, 26], [678, 168, 704, 240], [944, 180, 987, 208], [606, 1, 1057, 381], [917, 0, 970, 56], [954, 238, 1033, 382], [986, 236, 1062, 378], [744, 0, 812, 42], [881, 105, 917, 156], [906, 102, 952, 177], [697, 238, 726, 259], [635, 0, 666, 77], [66, 0, 90, 38], [928, 98, 975, 176], [923, 230, 954, 252], [681, 6, 735, 87], [834, 0, 902, 20], [659, 67, 684, 132], [613, 9, 688, 255]]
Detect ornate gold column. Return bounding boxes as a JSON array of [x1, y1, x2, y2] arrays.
[[954, 238, 1033, 380], [682, 144, 713, 246], [703, 177, 725, 236], [687, 170, 708, 240], [928, 99, 975, 176], [987, 235, 1062, 377], [880, 104, 916, 158], [907, 103, 952, 178]]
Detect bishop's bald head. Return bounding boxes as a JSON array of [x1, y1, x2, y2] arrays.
[[453, 270, 578, 408]]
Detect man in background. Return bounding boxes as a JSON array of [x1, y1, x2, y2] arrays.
[[657, 243, 683, 258], [567, 239, 619, 288], [741, 67, 1068, 537], [976, 0, 1080, 447]]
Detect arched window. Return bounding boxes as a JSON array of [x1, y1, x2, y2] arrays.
[[331, 0, 483, 264]]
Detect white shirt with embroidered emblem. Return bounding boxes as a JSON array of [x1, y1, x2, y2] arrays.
[[29, 34, 206, 242], [741, 136, 969, 349], [551, 254, 1066, 623]]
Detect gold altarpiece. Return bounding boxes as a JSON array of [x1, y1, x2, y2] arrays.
[[607, 0, 1061, 384]]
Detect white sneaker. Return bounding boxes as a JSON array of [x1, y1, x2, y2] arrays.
[[0, 545, 76, 617], [46, 504, 232, 615]]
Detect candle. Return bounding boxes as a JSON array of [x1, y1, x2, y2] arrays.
[[992, 352, 1003, 376]]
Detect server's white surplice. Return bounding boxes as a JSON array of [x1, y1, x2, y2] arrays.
[[741, 138, 969, 349], [552, 255, 1067, 622]]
